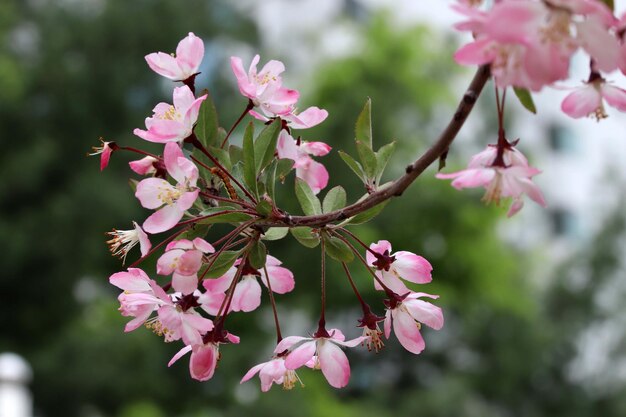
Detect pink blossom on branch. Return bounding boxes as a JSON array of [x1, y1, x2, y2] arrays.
[[134, 85, 207, 144], [436, 145, 546, 217], [561, 78, 626, 120], [135, 142, 199, 234], [277, 130, 330, 195], [129, 156, 158, 176], [157, 238, 216, 295], [240, 355, 303, 391], [145, 32, 204, 81], [106, 221, 152, 264]]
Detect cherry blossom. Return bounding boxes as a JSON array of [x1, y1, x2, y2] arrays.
[[168, 331, 240, 381], [240, 355, 303, 391], [134, 85, 207, 144], [276, 329, 365, 389], [106, 221, 151, 264], [109, 268, 169, 332], [156, 294, 214, 345], [203, 256, 295, 313], [145, 32, 204, 81], [436, 144, 546, 217], [384, 292, 444, 355], [277, 130, 330, 195], [89, 139, 117, 171], [157, 238, 215, 294], [561, 77, 626, 120], [230, 55, 299, 116], [366, 240, 432, 295], [135, 142, 199, 233]]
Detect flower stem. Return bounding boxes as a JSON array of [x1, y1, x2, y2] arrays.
[[221, 100, 255, 149]]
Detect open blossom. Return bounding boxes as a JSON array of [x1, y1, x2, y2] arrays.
[[230, 55, 299, 116], [250, 105, 329, 129], [168, 331, 240, 381], [129, 156, 158, 176], [107, 221, 151, 264], [276, 329, 365, 389], [134, 85, 207, 144], [561, 77, 626, 120], [109, 268, 169, 332], [366, 240, 432, 295], [204, 256, 295, 313], [453, 0, 619, 90], [135, 142, 199, 233], [277, 130, 330, 195], [157, 238, 215, 294], [145, 32, 204, 81], [384, 292, 444, 355], [436, 145, 546, 217], [241, 355, 303, 391], [156, 298, 214, 345]]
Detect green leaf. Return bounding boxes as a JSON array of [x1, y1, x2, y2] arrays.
[[291, 227, 320, 248], [375, 141, 396, 184], [322, 186, 347, 214], [242, 122, 258, 196], [128, 178, 138, 192], [345, 200, 389, 225], [355, 140, 377, 179], [254, 119, 281, 174], [197, 208, 252, 224], [248, 240, 267, 269], [513, 87, 537, 114], [295, 178, 322, 215], [355, 98, 373, 149], [324, 236, 354, 263], [229, 144, 243, 165], [195, 91, 219, 147], [255, 200, 272, 217], [264, 159, 279, 201], [208, 146, 231, 171], [276, 158, 294, 181], [339, 151, 365, 181], [202, 250, 240, 278], [180, 223, 211, 240], [262, 227, 289, 241]]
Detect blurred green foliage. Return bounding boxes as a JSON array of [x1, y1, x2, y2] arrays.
[[1, 1, 624, 417]]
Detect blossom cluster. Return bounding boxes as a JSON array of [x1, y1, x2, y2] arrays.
[[96, 33, 445, 392]]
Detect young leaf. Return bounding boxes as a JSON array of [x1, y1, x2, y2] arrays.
[[322, 186, 347, 214], [291, 227, 320, 248], [195, 91, 219, 147], [242, 122, 258, 196], [339, 151, 365, 181], [248, 240, 267, 270], [355, 98, 373, 148], [375, 141, 396, 184], [203, 250, 240, 278], [262, 227, 289, 241], [345, 200, 389, 225], [513, 87, 537, 114], [355, 140, 377, 179], [254, 119, 281, 174], [295, 178, 322, 215], [324, 236, 354, 262]]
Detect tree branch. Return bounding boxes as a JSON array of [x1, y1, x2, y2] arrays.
[[264, 65, 491, 228]]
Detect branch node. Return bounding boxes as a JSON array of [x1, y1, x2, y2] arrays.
[[405, 164, 414, 174]]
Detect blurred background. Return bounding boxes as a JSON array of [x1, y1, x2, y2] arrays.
[[2, 0, 626, 416]]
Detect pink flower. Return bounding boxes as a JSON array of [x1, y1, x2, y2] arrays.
[[249, 105, 329, 129], [129, 156, 158, 176], [275, 329, 365, 389], [384, 292, 444, 355], [436, 145, 546, 217], [561, 78, 626, 120], [133, 85, 207, 144], [168, 331, 240, 381], [240, 355, 303, 391], [106, 221, 152, 264], [230, 55, 299, 116], [89, 139, 117, 171], [109, 268, 169, 332], [157, 238, 215, 295], [135, 142, 199, 233], [203, 256, 295, 313], [277, 130, 330, 195], [145, 32, 204, 81], [156, 299, 214, 346], [366, 240, 432, 295]]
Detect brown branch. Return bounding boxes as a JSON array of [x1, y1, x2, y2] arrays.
[[263, 65, 491, 228]]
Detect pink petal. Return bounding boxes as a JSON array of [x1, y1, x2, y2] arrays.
[[367, 240, 392, 266], [384, 309, 392, 339], [393, 252, 432, 284], [276, 130, 299, 161], [143, 204, 185, 234], [576, 17, 619, 73], [301, 141, 331, 157], [177, 250, 203, 276], [392, 308, 426, 354], [192, 238, 215, 253], [168, 345, 192, 367], [172, 85, 196, 113], [231, 277, 262, 312], [230, 56, 257, 99], [602, 84, 626, 112], [176, 189, 200, 212], [190, 344, 218, 381], [274, 336, 309, 353], [404, 299, 444, 330], [156, 249, 184, 276], [286, 106, 328, 129], [163, 142, 186, 184], [284, 340, 317, 370], [454, 38, 497, 66], [261, 265, 295, 294], [240, 362, 266, 383], [145, 52, 181, 80], [172, 273, 198, 295], [175, 32, 204, 77], [109, 268, 151, 292], [318, 341, 351, 388], [135, 178, 173, 209], [183, 95, 208, 133], [296, 159, 329, 195], [561, 84, 602, 118], [129, 156, 158, 176]]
